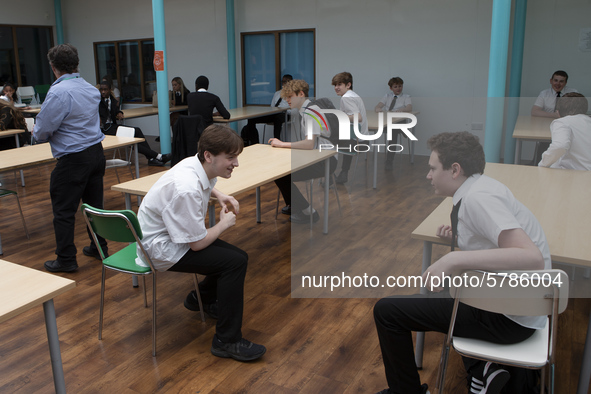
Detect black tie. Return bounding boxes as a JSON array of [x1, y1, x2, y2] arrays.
[[388, 96, 398, 111], [554, 91, 561, 111], [450, 199, 462, 251], [275, 97, 282, 107]]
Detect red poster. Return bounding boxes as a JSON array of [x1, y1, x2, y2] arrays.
[[153, 51, 164, 71]]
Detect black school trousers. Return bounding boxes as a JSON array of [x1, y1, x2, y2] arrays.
[[373, 292, 536, 394], [168, 239, 248, 343], [50, 142, 108, 265]]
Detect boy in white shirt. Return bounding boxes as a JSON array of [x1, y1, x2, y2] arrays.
[[539, 93, 591, 170], [332, 72, 368, 184], [375, 77, 412, 170]]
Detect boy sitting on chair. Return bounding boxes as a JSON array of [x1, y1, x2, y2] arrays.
[[137, 125, 266, 362], [373, 131, 550, 394]]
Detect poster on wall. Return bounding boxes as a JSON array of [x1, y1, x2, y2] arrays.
[[578, 28, 591, 52]]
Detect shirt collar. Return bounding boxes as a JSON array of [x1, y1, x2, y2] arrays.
[[198, 88, 207, 92], [452, 173, 481, 205], [52, 73, 80, 86], [194, 156, 216, 191], [299, 99, 311, 115]]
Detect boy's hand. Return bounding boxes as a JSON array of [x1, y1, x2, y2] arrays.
[[219, 206, 236, 229], [268, 138, 287, 148], [436, 224, 453, 243]]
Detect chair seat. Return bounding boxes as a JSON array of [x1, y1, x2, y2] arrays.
[[452, 318, 549, 367], [103, 243, 152, 274], [106, 159, 131, 167]]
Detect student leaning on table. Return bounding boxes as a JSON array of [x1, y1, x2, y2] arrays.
[[268, 79, 338, 224], [0, 99, 31, 150], [33, 43, 109, 273], [538, 92, 591, 171], [531, 70, 577, 119], [373, 132, 550, 394], [136, 125, 266, 362]]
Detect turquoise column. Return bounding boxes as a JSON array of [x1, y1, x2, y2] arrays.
[[503, 0, 527, 164], [226, 0, 237, 110], [483, 0, 512, 163], [54, 0, 64, 44], [152, 0, 171, 154]]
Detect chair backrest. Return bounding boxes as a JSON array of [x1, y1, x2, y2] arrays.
[[17, 86, 36, 104], [81, 203, 143, 243], [34, 84, 51, 104], [24, 118, 34, 133], [116, 126, 135, 138], [450, 269, 569, 316]]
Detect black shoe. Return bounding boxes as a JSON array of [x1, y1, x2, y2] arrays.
[[385, 160, 393, 170], [160, 153, 172, 164], [480, 362, 509, 394], [289, 210, 320, 224], [184, 291, 218, 319], [335, 170, 348, 184], [83, 245, 108, 260], [281, 205, 291, 215], [148, 158, 164, 166], [211, 334, 266, 361], [44, 260, 78, 273]]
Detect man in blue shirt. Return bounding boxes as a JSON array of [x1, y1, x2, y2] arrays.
[[34, 44, 108, 272]]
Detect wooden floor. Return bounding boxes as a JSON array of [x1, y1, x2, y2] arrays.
[[0, 149, 589, 394]]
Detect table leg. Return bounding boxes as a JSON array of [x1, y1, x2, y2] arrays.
[[256, 187, 261, 223], [577, 309, 591, 394], [43, 299, 67, 394], [124, 193, 132, 210], [415, 240, 433, 369], [323, 157, 330, 234], [514, 139, 522, 165], [134, 144, 141, 206], [373, 143, 378, 189]]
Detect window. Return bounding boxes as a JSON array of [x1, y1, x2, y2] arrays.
[[241, 29, 315, 106], [94, 38, 155, 104], [0, 24, 54, 88]]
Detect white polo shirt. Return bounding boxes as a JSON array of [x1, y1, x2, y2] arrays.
[[533, 87, 578, 112], [379, 91, 412, 112], [137, 156, 216, 271], [453, 174, 551, 329], [340, 90, 368, 135], [539, 114, 591, 170]]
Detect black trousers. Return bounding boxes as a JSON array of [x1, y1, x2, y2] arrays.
[[245, 113, 285, 140], [373, 292, 535, 394], [274, 157, 337, 211], [50, 142, 108, 265], [103, 124, 158, 160], [168, 239, 248, 343]]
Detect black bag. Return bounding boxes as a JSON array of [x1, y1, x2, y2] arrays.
[[240, 123, 259, 146]]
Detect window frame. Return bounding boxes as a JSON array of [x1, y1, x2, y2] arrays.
[[240, 28, 315, 106], [93, 38, 155, 104]]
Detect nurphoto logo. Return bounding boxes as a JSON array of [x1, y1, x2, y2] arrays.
[[304, 109, 418, 153]]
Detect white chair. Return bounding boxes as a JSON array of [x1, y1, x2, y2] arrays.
[[16, 86, 36, 105], [106, 126, 136, 182], [437, 269, 569, 394]]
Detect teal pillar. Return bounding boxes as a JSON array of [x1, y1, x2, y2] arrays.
[[503, 0, 527, 164], [54, 0, 64, 44], [152, 0, 171, 154], [483, 0, 512, 163], [226, 0, 237, 110]]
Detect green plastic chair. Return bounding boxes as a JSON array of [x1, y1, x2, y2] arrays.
[[34, 84, 51, 104], [80, 203, 205, 357], [0, 189, 30, 241]]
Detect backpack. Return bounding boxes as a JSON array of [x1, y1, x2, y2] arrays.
[[303, 97, 349, 146]]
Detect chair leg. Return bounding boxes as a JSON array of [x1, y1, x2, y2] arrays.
[[142, 275, 148, 308], [436, 342, 450, 393], [99, 266, 107, 340], [152, 273, 157, 357], [541, 364, 547, 394], [192, 274, 206, 322], [331, 174, 342, 216], [13, 193, 29, 239], [309, 180, 314, 228], [275, 190, 281, 220]]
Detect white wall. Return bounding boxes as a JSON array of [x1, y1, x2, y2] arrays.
[[3, 0, 590, 156]]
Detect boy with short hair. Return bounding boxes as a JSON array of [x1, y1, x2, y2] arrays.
[[531, 70, 578, 119], [539, 92, 591, 170], [137, 124, 266, 361], [373, 131, 550, 394], [269, 79, 337, 223], [375, 77, 412, 170], [332, 72, 368, 184]]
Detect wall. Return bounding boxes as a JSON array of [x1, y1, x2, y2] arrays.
[[2, 0, 590, 158]]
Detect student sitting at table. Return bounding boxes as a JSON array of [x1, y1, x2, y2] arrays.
[[98, 81, 171, 166], [240, 74, 292, 145], [375, 76, 412, 170], [0, 98, 31, 150], [187, 75, 231, 127], [269, 79, 337, 224], [531, 70, 577, 119], [373, 131, 550, 394], [169, 76, 190, 128], [137, 124, 266, 362], [539, 92, 591, 170]]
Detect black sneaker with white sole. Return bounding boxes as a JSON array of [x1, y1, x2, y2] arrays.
[[210, 334, 266, 361], [479, 362, 510, 394]]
